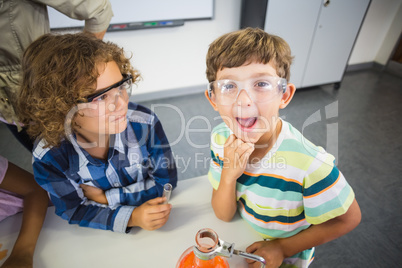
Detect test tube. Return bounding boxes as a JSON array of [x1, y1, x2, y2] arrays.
[[162, 183, 172, 204]]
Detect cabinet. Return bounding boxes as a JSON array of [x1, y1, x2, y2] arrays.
[[261, 0, 371, 88]]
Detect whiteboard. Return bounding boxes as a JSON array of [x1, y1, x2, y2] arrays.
[[48, 0, 214, 31]]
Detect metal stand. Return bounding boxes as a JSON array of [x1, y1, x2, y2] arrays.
[[193, 229, 266, 267]]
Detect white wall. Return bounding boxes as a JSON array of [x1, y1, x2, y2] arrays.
[[349, 0, 402, 65], [104, 0, 241, 98], [103, 0, 401, 99], [375, 2, 402, 65]]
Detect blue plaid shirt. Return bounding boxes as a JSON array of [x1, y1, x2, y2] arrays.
[[32, 103, 177, 233]]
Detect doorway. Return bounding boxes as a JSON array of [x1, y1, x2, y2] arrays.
[[387, 34, 402, 77]]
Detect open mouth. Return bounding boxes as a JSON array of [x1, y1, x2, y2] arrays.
[[236, 117, 257, 129]]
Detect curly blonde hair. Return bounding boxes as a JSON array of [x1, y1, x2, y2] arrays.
[[206, 27, 293, 82], [17, 33, 141, 148]]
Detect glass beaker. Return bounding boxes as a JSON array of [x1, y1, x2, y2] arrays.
[[176, 228, 230, 268]]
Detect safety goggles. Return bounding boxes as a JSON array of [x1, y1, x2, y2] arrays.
[[85, 74, 133, 103], [77, 74, 133, 117], [208, 76, 287, 105]]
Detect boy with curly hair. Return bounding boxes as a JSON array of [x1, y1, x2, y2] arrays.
[[205, 28, 361, 267], [17, 33, 177, 233]]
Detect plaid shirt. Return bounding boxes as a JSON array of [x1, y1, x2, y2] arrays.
[[32, 103, 177, 233]]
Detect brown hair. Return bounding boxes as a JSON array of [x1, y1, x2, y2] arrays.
[[206, 27, 293, 82], [17, 32, 140, 148]]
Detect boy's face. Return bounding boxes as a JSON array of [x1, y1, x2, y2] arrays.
[[73, 61, 129, 143], [206, 62, 295, 145]]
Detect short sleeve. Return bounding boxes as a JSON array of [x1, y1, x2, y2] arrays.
[[208, 123, 231, 190], [302, 152, 355, 224], [208, 147, 223, 190]]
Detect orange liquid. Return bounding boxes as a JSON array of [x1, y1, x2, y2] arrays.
[[177, 251, 229, 268]]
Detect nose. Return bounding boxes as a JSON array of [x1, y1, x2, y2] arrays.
[[108, 89, 128, 112], [115, 90, 128, 108], [236, 89, 253, 106]]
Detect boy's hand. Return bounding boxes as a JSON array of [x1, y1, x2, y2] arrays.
[[128, 197, 172, 231], [80, 184, 108, 205], [246, 240, 285, 268], [222, 134, 254, 181]]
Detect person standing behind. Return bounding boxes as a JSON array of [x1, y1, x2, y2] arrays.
[[0, 0, 113, 151]]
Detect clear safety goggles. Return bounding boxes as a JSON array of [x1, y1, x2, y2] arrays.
[[77, 74, 133, 117], [208, 76, 287, 105]]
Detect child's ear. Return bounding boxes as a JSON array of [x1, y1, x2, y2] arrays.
[[279, 83, 296, 109], [204, 90, 218, 111]]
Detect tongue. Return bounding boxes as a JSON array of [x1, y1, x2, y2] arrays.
[[237, 117, 257, 128]]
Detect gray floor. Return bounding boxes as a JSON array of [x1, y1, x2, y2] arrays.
[[1, 67, 401, 267]]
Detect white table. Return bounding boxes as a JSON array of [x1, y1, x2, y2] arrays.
[[0, 175, 263, 267]]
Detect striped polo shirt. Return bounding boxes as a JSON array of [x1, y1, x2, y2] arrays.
[[208, 120, 354, 268]]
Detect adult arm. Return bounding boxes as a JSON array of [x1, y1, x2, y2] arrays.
[[0, 162, 48, 267], [38, 0, 113, 38]]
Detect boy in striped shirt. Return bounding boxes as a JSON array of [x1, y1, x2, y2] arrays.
[[205, 28, 361, 268]]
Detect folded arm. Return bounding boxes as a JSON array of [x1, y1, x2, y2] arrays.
[[33, 160, 133, 233]]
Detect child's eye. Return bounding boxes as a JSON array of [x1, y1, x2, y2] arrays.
[[255, 81, 273, 91], [221, 83, 237, 92], [93, 93, 108, 102]]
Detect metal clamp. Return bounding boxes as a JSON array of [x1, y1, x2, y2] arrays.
[[194, 237, 266, 267]]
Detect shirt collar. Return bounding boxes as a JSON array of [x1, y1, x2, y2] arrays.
[[114, 130, 125, 155], [67, 132, 125, 165]]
